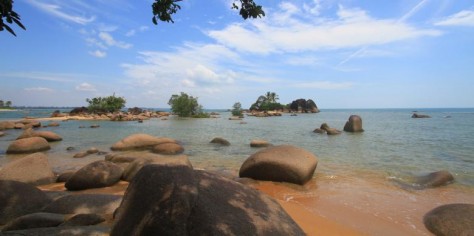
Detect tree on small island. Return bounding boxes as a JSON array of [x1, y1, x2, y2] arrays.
[[2, 0, 264, 36], [168, 92, 209, 118], [249, 92, 285, 111], [231, 102, 243, 117], [86, 93, 126, 113], [0, 99, 13, 109]]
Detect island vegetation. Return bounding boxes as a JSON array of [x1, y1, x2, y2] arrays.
[[168, 92, 209, 118], [0, 99, 13, 110], [86, 94, 126, 113], [249, 91, 285, 111], [231, 102, 243, 117]]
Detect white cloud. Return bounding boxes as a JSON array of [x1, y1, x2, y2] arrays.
[[89, 50, 107, 58], [126, 26, 149, 37], [0, 72, 73, 82], [207, 5, 441, 54], [26, 0, 95, 25], [99, 32, 133, 49], [435, 9, 474, 26], [75, 83, 96, 91], [24, 87, 54, 92]]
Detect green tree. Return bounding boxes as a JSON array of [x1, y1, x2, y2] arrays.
[[86, 93, 126, 113], [0, 0, 25, 36], [168, 92, 208, 118], [231, 102, 243, 117], [0, 100, 4, 107], [249, 92, 283, 111], [265, 91, 279, 103], [5, 101, 12, 107], [3, 0, 264, 36]]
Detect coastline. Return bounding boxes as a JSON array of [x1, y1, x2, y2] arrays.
[[2, 111, 474, 235]]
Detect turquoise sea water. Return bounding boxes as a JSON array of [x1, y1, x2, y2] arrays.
[[1, 108, 473, 188]]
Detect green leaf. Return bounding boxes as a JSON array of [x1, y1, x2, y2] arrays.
[[3, 24, 17, 36]]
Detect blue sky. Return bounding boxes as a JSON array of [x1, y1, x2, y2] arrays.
[[1, 0, 473, 109]]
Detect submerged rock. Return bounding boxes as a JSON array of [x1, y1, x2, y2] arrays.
[[394, 170, 455, 190], [320, 123, 341, 135], [239, 145, 318, 185], [412, 113, 431, 118], [210, 137, 231, 146], [250, 139, 272, 147], [424, 203, 474, 236]]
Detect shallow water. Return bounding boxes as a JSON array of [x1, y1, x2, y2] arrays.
[[1, 108, 474, 234]]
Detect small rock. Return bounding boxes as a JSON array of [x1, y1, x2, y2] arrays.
[[210, 137, 231, 146], [73, 152, 89, 158], [1, 212, 65, 231], [412, 113, 431, 118], [65, 161, 123, 190], [250, 139, 272, 147]]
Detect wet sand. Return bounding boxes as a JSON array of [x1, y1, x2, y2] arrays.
[[37, 168, 474, 235]]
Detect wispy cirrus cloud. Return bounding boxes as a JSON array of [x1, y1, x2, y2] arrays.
[[26, 0, 95, 25], [24, 87, 54, 92], [435, 9, 474, 26], [75, 82, 97, 91]]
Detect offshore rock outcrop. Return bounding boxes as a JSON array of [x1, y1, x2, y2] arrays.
[[289, 99, 320, 113]]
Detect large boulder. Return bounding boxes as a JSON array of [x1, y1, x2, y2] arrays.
[[111, 165, 304, 236], [0, 121, 16, 130], [122, 154, 192, 181], [210, 137, 231, 146], [0, 152, 56, 185], [69, 106, 89, 116], [152, 142, 184, 155], [343, 115, 364, 132], [1, 212, 65, 231], [0, 180, 52, 224], [42, 194, 122, 215], [239, 145, 318, 185], [110, 133, 177, 151], [65, 161, 123, 191], [6, 137, 51, 154], [424, 203, 474, 236]]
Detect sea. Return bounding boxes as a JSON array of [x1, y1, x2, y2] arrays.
[[1, 108, 473, 234]]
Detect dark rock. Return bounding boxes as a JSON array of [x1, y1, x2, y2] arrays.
[[412, 113, 431, 118], [313, 128, 326, 134], [111, 165, 197, 236], [127, 107, 143, 115], [210, 137, 231, 146], [250, 139, 272, 147], [69, 107, 89, 116], [56, 171, 76, 183], [6, 137, 51, 154], [90, 124, 100, 128], [65, 161, 123, 191], [86, 147, 99, 154], [51, 110, 65, 118], [424, 203, 474, 236], [0, 225, 110, 236], [152, 142, 184, 155], [320, 123, 341, 135], [110, 133, 177, 151], [0, 152, 56, 185], [111, 165, 304, 236], [1, 212, 65, 231], [60, 213, 105, 227], [42, 194, 122, 215], [415, 171, 454, 189], [122, 154, 192, 182], [289, 98, 320, 113], [239, 144, 318, 185], [343, 115, 364, 132], [0, 180, 52, 224], [47, 121, 60, 127], [66, 147, 75, 151]]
